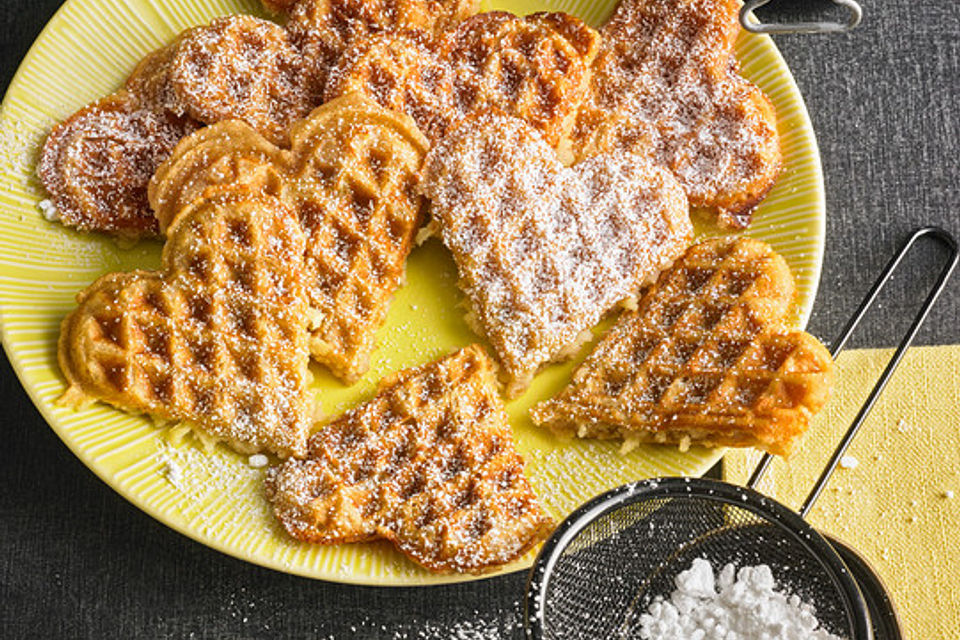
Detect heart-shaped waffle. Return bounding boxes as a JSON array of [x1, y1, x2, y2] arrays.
[[284, 0, 480, 85], [58, 190, 312, 457], [150, 93, 429, 384], [323, 30, 456, 142], [571, 0, 782, 228], [531, 237, 834, 457], [166, 15, 324, 146], [324, 11, 600, 147], [266, 345, 554, 573], [420, 111, 693, 398], [38, 15, 318, 238]]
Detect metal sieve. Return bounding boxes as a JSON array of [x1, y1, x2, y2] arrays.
[[525, 227, 958, 640]]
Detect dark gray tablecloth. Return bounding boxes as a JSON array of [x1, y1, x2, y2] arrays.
[[2, 1, 958, 637]]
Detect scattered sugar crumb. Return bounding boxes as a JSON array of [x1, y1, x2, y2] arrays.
[[152, 440, 273, 536], [160, 452, 185, 491], [248, 454, 269, 468], [839, 455, 859, 469], [38, 199, 60, 222], [944, 490, 955, 499], [896, 419, 912, 433]]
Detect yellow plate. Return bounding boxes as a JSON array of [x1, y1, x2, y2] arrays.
[[0, 0, 824, 584]]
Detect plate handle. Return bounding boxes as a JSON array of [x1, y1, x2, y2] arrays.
[[740, 0, 862, 34]]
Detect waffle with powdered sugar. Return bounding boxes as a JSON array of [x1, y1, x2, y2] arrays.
[[421, 110, 694, 398], [266, 344, 554, 573], [531, 237, 834, 457], [150, 94, 429, 384], [571, 0, 782, 228], [58, 190, 313, 458]]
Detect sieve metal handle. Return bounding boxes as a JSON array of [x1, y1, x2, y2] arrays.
[[740, 0, 862, 34], [747, 226, 959, 519]]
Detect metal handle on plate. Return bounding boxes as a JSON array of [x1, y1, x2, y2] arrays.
[[740, 0, 862, 34]]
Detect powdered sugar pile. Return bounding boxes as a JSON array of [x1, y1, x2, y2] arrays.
[[638, 558, 844, 640]]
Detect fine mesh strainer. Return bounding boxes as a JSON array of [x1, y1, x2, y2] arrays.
[[525, 227, 958, 640]]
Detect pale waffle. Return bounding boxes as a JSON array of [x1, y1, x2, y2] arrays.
[[324, 12, 600, 146], [37, 92, 199, 238], [420, 111, 693, 398], [265, 344, 554, 573], [571, 0, 782, 228], [58, 190, 312, 458], [150, 93, 429, 384], [531, 237, 834, 457]]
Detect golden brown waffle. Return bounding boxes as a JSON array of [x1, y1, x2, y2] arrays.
[[260, 0, 300, 12], [325, 12, 599, 146], [39, 0, 469, 238], [531, 237, 834, 457], [58, 190, 312, 458], [146, 121, 285, 232], [324, 30, 455, 142], [421, 111, 693, 398], [36, 92, 198, 238], [150, 94, 429, 384], [443, 11, 599, 146], [38, 15, 322, 238], [168, 15, 323, 146], [125, 43, 184, 113], [286, 0, 480, 90], [265, 345, 554, 573], [263, 0, 479, 19], [571, 0, 782, 228]]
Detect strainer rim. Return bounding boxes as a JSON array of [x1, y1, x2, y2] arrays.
[[524, 476, 873, 640]]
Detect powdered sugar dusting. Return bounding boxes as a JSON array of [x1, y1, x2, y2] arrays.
[[37, 94, 197, 237], [421, 111, 692, 396], [60, 192, 313, 457], [153, 435, 274, 538], [576, 0, 780, 225], [266, 345, 552, 574], [531, 236, 833, 457], [169, 16, 322, 145]]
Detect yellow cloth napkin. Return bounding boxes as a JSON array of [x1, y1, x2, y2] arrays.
[[724, 345, 960, 639]]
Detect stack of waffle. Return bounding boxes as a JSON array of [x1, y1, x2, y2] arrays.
[[43, 0, 832, 574]]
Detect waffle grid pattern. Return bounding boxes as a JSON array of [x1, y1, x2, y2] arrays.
[[573, 0, 781, 227], [266, 345, 554, 573], [421, 110, 692, 397], [531, 237, 833, 456], [58, 191, 312, 457], [325, 11, 600, 147], [168, 15, 322, 146], [150, 94, 429, 383]]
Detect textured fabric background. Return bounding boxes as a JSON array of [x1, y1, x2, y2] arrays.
[[2, 0, 958, 637]]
